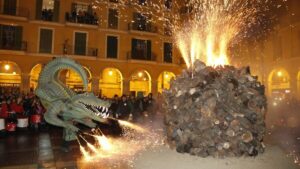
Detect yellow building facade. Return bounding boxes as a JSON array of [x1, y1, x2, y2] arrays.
[[233, 0, 300, 100], [0, 0, 183, 98]]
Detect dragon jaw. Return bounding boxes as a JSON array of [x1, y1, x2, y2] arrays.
[[65, 92, 111, 123]]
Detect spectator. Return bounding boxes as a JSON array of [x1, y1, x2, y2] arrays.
[[116, 95, 132, 120], [0, 100, 9, 119], [109, 94, 119, 118], [12, 97, 24, 116]]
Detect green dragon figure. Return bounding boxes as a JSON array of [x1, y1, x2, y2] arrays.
[[35, 57, 111, 141]]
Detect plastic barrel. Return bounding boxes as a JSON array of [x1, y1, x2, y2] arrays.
[[17, 117, 29, 128]]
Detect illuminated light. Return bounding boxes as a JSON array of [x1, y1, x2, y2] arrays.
[[4, 64, 10, 70], [285, 90, 291, 93], [108, 70, 113, 76], [118, 119, 147, 133], [12, 72, 16, 75], [143, 78, 147, 81], [277, 71, 283, 77], [138, 72, 143, 77], [165, 74, 169, 79], [273, 102, 277, 106]]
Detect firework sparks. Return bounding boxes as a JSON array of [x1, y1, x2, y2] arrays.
[[78, 119, 164, 167]]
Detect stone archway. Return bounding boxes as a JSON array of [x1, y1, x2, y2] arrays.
[[65, 66, 92, 92], [30, 64, 43, 90], [129, 70, 151, 97], [0, 61, 21, 90], [99, 68, 123, 98], [268, 68, 290, 104], [157, 71, 176, 94]]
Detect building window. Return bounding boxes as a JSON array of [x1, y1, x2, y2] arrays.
[[133, 12, 148, 31], [36, 0, 60, 22], [164, 43, 172, 63], [39, 28, 53, 53], [109, 0, 119, 3], [165, 0, 172, 9], [108, 9, 118, 29], [131, 38, 152, 60], [107, 36, 118, 58], [3, 0, 17, 15], [138, 0, 147, 5], [0, 24, 23, 50], [74, 32, 87, 55], [67, 3, 98, 25]]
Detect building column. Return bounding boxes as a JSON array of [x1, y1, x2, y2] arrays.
[[123, 78, 130, 95], [91, 76, 100, 95], [21, 73, 30, 94], [151, 80, 158, 97], [290, 71, 298, 99]]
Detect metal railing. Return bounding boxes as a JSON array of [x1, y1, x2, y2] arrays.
[[0, 6, 29, 18], [62, 45, 98, 57], [128, 22, 158, 33], [127, 51, 156, 61], [0, 41, 27, 51]]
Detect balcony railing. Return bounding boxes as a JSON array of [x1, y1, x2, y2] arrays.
[[0, 41, 27, 51], [127, 51, 156, 61], [63, 45, 98, 57], [0, 6, 29, 18], [128, 22, 158, 33], [65, 12, 99, 26]]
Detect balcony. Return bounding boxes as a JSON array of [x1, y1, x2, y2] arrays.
[[62, 45, 98, 57], [128, 22, 158, 34], [0, 41, 27, 51], [65, 12, 99, 26], [127, 51, 156, 61], [0, 6, 29, 19]]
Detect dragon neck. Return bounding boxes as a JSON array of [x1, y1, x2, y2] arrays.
[[39, 57, 88, 91]]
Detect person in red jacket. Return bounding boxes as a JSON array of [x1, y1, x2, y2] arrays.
[[12, 97, 24, 117], [0, 100, 9, 118]]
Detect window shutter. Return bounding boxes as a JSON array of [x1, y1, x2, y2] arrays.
[[146, 40, 152, 60], [75, 32, 87, 55], [4, 0, 17, 15], [131, 38, 137, 59], [36, 0, 43, 20], [53, 0, 60, 22], [107, 36, 118, 58], [39, 29, 53, 53], [15, 26, 23, 50]]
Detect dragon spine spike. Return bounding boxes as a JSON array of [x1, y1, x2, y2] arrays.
[[38, 57, 88, 91]]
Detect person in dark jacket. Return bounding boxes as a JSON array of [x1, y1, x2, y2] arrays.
[[116, 95, 132, 120]]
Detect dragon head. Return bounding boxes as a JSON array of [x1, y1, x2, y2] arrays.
[[66, 92, 111, 123]]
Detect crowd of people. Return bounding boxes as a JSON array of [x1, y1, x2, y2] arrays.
[[0, 86, 160, 133], [65, 9, 99, 25], [41, 8, 54, 21], [0, 87, 46, 130], [103, 93, 160, 123]]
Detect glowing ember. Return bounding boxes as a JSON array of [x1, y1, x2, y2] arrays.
[[117, 119, 147, 133]]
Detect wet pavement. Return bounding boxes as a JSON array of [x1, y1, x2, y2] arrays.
[[0, 127, 83, 169]]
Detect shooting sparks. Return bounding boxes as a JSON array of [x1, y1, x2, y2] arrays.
[[78, 120, 164, 165], [174, 0, 262, 68]]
